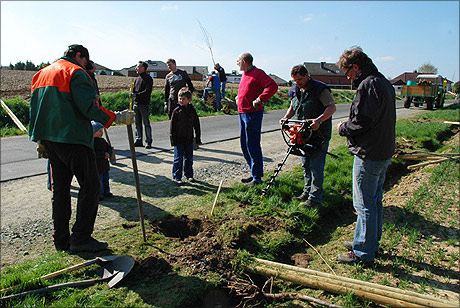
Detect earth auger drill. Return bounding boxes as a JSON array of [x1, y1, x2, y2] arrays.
[[262, 119, 339, 196]]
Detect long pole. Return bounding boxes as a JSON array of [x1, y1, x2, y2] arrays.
[[127, 80, 146, 241]]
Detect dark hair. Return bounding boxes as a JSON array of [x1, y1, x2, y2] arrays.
[[178, 88, 192, 99], [291, 64, 308, 77], [86, 60, 95, 71], [64, 44, 89, 61], [139, 61, 148, 70], [337, 46, 372, 70], [166, 58, 176, 64]]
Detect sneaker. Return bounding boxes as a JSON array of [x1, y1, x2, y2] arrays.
[[70, 238, 108, 252], [299, 199, 321, 207], [247, 179, 263, 187], [241, 176, 253, 183], [104, 193, 114, 198], [337, 251, 374, 264], [296, 192, 309, 201], [343, 240, 353, 251], [134, 141, 143, 147], [174, 179, 183, 185], [145, 144, 152, 149], [186, 177, 195, 182]]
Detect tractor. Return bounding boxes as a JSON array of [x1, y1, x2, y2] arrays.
[[401, 74, 447, 110]]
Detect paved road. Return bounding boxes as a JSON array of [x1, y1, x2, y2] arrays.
[[0, 101, 424, 181]]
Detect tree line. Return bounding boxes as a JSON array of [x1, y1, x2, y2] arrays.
[[8, 61, 50, 71]]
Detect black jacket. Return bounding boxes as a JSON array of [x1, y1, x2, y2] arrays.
[[94, 137, 112, 174], [338, 63, 396, 160], [170, 104, 201, 146], [134, 72, 153, 105]]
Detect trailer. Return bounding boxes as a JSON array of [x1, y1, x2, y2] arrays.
[[401, 74, 447, 110]]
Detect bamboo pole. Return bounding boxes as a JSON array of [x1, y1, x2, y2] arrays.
[[408, 157, 457, 170], [250, 265, 423, 308], [210, 180, 223, 216], [252, 258, 458, 307], [1, 99, 27, 132]]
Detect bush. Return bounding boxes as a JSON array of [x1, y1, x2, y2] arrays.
[[0, 97, 29, 128], [453, 81, 460, 94]]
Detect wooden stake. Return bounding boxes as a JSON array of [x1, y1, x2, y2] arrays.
[[303, 239, 336, 275], [210, 180, 223, 216], [1, 99, 27, 132], [408, 157, 457, 170]]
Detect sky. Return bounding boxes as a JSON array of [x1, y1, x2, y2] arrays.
[[1, 1, 459, 82]]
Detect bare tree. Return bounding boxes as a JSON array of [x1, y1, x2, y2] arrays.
[[418, 62, 438, 74]]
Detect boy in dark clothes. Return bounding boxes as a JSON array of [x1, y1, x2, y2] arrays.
[[170, 88, 202, 185], [92, 121, 113, 200]]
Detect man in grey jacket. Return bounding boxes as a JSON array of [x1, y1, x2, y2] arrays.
[[336, 46, 396, 264]]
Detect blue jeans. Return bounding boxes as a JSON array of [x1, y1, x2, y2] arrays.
[[301, 141, 329, 203], [221, 81, 227, 98], [99, 173, 110, 197], [202, 88, 222, 111], [239, 110, 264, 181], [173, 143, 194, 180], [352, 156, 391, 261], [134, 104, 152, 145]]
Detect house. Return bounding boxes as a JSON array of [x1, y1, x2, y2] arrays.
[[226, 72, 287, 85], [303, 62, 350, 89], [93, 63, 114, 76], [177, 66, 209, 81], [119, 60, 170, 78]]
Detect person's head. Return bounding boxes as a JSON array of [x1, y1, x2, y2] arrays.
[[290, 65, 310, 89], [178, 88, 192, 106], [136, 61, 148, 74], [337, 46, 372, 81], [86, 60, 95, 73], [237, 53, 253, 72], [214, 63, 220, 69], [64, 44, 90, 68], [92, 121, 104, 138], [211, 71, 216, 75], [166, 58, 176, 72]]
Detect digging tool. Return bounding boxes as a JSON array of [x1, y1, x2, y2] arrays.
[[262, 119, 338, 195], [0, 255, 134, 302], [210, 180, 224, 216], [127, 80, 147, 242]]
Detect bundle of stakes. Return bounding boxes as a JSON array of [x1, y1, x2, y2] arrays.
[[396, 151, 459, 170], [247, 258, 458, 308]]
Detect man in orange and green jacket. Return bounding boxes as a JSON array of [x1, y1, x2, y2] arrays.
[[29, 44, 134, 253]]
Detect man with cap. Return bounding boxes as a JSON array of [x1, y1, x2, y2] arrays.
[[29, 44, 135, 252]]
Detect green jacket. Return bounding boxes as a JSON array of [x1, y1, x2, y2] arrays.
[[29, 57, 115, 149]]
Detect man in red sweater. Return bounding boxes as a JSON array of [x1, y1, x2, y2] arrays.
[[237, 52, 278, 186]]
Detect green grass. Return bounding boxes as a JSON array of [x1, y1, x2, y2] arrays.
[[1, 103, 459, 307]]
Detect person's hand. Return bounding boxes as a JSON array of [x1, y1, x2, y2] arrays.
[[279, 117, 287, 126], [164, 102, 168, 113], [115, 109, 135, 125], [105, 152, 110, 159], [252, 97, 262, 109], [309, 118, 321, 131], [37, 142, 48, 159], [337, 121, 344, 132]]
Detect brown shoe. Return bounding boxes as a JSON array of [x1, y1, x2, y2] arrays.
[[337, 251, 373, 264], [296, 192, 309, 201], [343, 240, 353, 251], [299, 199, 320, 207]]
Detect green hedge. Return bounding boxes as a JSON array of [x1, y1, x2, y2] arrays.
[[0, 97, 29, 128]]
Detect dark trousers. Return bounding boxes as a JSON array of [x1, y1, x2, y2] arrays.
[[172, 143, 194, 180], [43, 140, 100, 247], [134, 103, 152, 145]]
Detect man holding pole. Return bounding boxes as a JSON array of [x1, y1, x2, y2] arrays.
[[29, 44, 134, 252]]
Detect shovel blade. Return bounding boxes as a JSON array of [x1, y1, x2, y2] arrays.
[[96, 255, 135, 288]]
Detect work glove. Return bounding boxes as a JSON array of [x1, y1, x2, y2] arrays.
[[252, 97, 262, 109], [129, 93, 137, 98], [37, 141, 48, 159], [115, 109, 135, 125], [164, 102, 168, 113]]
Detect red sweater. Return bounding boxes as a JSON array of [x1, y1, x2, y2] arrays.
[[237, 66, 278, 113]]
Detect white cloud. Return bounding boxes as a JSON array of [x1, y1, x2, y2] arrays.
[[161, 5, 178, 11], [319, 56, 335, 62], [302, 14, 313, 22], [375, 56, 395, 62]]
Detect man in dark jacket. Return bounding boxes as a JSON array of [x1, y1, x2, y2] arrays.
[[132, 61, 153, 148], [164, 58, 195, 119], [214, 63, 227, 98], [336, 46, 396, 264]]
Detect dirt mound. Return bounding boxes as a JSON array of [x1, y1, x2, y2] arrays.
[[133, 252, 172, 279]]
